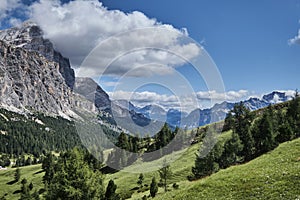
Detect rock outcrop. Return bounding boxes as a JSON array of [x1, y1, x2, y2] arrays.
[[0, 21, 75, 89], [0, 40, 74, 116]]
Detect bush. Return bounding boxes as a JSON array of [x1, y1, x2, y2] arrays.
[[172, 183, 179, 189]]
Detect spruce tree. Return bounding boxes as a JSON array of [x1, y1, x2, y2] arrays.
[[232, 103, 255, 161], [150, 177, 158, 197], [14, 167, 20, 182], [137, 173, 144, 188], [20, 178, 31, 200], [105, 179, 119, 200], [158, 159, 172, 192]]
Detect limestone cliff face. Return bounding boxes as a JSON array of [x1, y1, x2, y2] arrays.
[[74, 77, 111, 111], [0, 40, 74, 116], [0, 21, 75, 89], [0, 22, 113, 119]]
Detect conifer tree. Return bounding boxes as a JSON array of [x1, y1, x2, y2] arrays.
[[158, 158, 172, 192], [150, 177, 158, 197]]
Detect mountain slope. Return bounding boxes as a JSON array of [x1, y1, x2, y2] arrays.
[[0, 21, 75, 89], [154, 138, 300, 200], [0, 40, 74, 116]]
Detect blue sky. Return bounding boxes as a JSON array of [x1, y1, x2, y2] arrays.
[[1, 0, 300, 111], [100, 0, 300, 93]]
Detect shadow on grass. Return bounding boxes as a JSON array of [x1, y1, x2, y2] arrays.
[[6, 180, 17, 185], [34, 170, 44, 175], [13, 190, 21, 194]]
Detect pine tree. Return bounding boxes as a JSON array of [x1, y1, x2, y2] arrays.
[[252, 110, 277, 156], [232, 103, 255, 161], [150, 177, 158, 197], [45, 148, 104, 200], [105, 179, 119, 200], [20, 178, 31, 200], [42, 153, 55, 184], [14, 167, 20, 182], [137, 173, 144, 188], [117, 132, 129, 150], [219, 132, 243, 168], [222, 111, 234, 132], [192, 139, 223, 179], [158, 158, 172, 192], [287, 91, 300, 136]]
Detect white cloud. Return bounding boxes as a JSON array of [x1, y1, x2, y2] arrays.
[[196, 90, 249, 101], [108, 90, 250, 112], [288, 30, 300, 45], [0, 0, 22, 25], [29, 0, 201, 77]]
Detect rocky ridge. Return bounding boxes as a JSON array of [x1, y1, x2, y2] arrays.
[[0, 21, 75, 89]]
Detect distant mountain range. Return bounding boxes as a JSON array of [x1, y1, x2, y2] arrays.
[[0, 22, 294, 135], [113, 91, 293, 129]]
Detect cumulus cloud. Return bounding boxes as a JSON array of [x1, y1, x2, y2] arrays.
[[108, 90, 250, 112], [196, 90, 249, 101], [28, 0, 201, 77], [0, 0, 23, 25], [288, 30, 300, 45]]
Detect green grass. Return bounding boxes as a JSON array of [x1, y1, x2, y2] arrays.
[[1, 132, 299, 200], [0, 164, 44, 200], [153, 138, 300, 200], [105, 131, 233, 199]]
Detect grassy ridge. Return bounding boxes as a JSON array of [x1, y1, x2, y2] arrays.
[[154, 138, 300, 200]]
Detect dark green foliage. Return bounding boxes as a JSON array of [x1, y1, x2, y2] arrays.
[[287, 91, 300, 136], [0, 109, 81, 156], [44, 148, 104, 200], [32, 190, 40, 200], [20, 178, 31, 200], [155, 123, 173, 148], [105, 180, 120, 200], [42, 153, 55, 184], [0, 108, 118, 157], [137, 173, 144, 188], [150, 177, 158, 197], [192, 139, 223, 179], [0, 155, 10, 167], [29, 182, 33, 191], [14, 168, 20, 182], [222, 111, 234, 132], [252, 108, 277, 156], [219, 132, 243, 169], [192, 92, 300, 181], [116, 132, 129, 150], [159, 159, 172, 192], [232, 103, 255, 161], [142, 195, 147, 200], [172, 183, 179, 189]]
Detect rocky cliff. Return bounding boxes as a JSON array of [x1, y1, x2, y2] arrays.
[[0, 40, 75, 116], [0, 21, 75, 89], [0, 22, 104, 118]]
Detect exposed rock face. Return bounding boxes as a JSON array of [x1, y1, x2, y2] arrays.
[[74, 77, 111, 110], [0, 21, 75, 89], [0, 40, 74, 116]]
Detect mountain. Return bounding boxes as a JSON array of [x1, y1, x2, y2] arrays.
[[0, 40, 75, 117], [0, 22, 103, 118], [74, 77, 111, 111], [124, 91, 293, 129], [0, 21, 75, 89], [262, 91, 292, 103]]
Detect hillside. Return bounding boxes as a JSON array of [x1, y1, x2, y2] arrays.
[[1, 134, 299, 200], [151, 138, 300, 200]]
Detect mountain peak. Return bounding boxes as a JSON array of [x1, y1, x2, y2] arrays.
[[262, 91, 290, 104], [0, 22, 75, 89]]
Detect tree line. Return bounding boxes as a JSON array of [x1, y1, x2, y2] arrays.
[[192, 92, 300, 179]]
